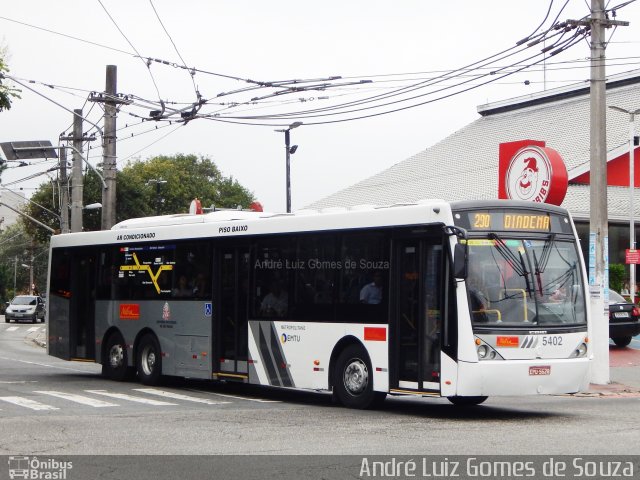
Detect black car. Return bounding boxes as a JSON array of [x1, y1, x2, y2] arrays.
[[4, 295, 46, 324], [609, 290, 640, 347]]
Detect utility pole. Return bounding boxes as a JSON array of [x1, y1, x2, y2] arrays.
[[89, 66, 131, 229], [71, 109, 83, 232], [102, 65, 117, 230], [59, 147, 70, 233], [569, 1, 628, 385], [59, 110, 95, 232]]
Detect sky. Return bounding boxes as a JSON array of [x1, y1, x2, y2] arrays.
[[1, 0, 640, 215]]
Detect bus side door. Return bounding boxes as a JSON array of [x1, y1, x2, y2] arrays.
[[391, 233, 444, 393], [214, 244, 250, 379]]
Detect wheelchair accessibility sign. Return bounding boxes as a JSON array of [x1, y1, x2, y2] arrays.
[[204, 302, 212, 317]]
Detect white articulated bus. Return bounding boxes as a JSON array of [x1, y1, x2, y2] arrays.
[[47, 199, 590, 408]]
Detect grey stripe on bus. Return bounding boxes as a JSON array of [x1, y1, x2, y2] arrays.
[[253, 322, 280, 386], [268, 322, 294, 388]]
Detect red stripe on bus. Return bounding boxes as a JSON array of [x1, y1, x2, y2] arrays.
[[364, 327, 386, 341]]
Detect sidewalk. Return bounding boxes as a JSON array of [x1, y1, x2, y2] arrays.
[[582, 342, 640, 396]]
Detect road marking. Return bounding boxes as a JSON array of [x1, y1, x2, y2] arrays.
[[0, 396, 59, 411], [36, 391, 119, 408], [186, 389, 281, 403], [6, 327, 19, 332], [85, 390, 177, 406], [26, 327, 41, 332], [0, 356, 93, 373], [0, 381, 38, 384], [133, 388, 230, 405]]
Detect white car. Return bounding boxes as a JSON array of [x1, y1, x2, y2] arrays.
[[4, 295, 46, 323]]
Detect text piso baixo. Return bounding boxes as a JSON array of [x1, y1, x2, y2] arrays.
[[255, 258, 390, 270], [359, 457, 634, 478]]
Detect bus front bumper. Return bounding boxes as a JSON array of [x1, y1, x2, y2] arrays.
[[455, 357, 591, 397]]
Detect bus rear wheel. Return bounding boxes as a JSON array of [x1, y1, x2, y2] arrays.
[[137, 334, 162, 385], [333, 344, 384, 409], [102, 332, 130, 381], [447, 396, 488, 406]]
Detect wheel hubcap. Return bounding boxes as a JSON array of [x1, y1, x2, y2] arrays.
[[142, 345, 156, 376], [343, 358, 368, 395], [109, 344, 124, 368]]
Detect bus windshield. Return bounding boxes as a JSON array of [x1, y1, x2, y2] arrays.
[[466, 235, 586, 327]]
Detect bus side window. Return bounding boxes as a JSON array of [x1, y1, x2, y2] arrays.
[[252, 238, 293, 318]]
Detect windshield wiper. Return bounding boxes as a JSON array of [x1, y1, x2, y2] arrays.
[[532, 234, 555, 296], [488, 233, 528, 277]]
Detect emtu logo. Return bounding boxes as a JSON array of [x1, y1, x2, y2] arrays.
[[280, 333, 300, 343]]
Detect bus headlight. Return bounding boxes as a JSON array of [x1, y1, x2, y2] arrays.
[[476, 341, 503, 361], [477, 344, 489, 359], [571, 343, 588, 358]]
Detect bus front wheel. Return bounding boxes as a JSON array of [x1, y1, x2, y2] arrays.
[[137, 334, 162, 385], [333, 344, 384, 409], [102, 332, 130, 381], [447, 396, 488, 406]]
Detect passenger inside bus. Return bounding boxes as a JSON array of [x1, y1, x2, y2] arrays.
[[360, 271, 384, 304], [260, 280, 288, 317]]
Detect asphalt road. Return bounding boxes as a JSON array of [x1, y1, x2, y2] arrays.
[[0, 320, 639, 458]]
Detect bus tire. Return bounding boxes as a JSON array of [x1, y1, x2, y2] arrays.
[[137, 334, 162, 385], [447, 396, 488, 406], [102, 332, 130, 381], [333, 344, 380, 409], [612, 336, 632, 348]]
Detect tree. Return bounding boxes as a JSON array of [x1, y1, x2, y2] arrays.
[[0, 224, 48, 301], [23, 153, 256, 238], [0, 46, 21, 112]]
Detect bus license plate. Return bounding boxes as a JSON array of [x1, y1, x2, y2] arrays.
[[529, 366, 551, 376]]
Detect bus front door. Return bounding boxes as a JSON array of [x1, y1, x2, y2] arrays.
[[392, 237, 442, 393], [215, 246, 250, 379]]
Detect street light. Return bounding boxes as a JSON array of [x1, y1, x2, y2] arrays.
[[275, 122, 302, 213], [146, 179, 168, 215], [609, 105, 640, 302]]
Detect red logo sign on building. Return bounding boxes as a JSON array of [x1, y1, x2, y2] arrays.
[[499, 140, 568, 206]]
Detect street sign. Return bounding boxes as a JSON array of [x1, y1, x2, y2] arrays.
[[625, 249, 640, 264]]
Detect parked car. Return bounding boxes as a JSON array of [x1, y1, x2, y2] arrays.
[[4, 295, 46, 324], [608, 290, 640, 347]]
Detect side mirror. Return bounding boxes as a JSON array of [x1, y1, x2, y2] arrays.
[[453, 242, 468, 280]]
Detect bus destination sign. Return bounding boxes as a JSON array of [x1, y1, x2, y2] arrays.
[[457, 210, 566, 233]]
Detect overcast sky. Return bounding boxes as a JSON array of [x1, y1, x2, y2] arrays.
[[2, 1, 640, 214]]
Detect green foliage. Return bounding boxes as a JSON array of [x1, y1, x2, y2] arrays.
[[609, 263, 626, 294], [0, 224, 47, 300], [0, 47, 21, 112], [23, 153, 256, 237]]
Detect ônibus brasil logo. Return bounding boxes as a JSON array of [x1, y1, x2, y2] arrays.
[[8, 456, 73, 479]]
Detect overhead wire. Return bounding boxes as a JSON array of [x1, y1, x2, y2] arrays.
[[148, 0, 201, 103], [96, 0, 164, 109]]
